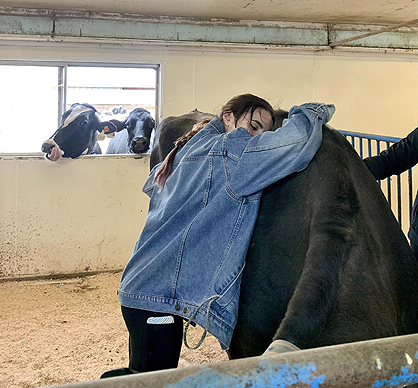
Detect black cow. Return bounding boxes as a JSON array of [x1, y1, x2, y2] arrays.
[[41, 103, 124, 161], [106, 108, 155, 155], [150, 110, 215, 168], [150, 110, 418, 359]]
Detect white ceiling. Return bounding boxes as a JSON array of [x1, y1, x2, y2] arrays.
[[3, 0, 418, 26]]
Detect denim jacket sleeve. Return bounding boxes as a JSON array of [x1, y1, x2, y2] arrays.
[[228, 103, 335, 197], [142, 163, 160, 197]]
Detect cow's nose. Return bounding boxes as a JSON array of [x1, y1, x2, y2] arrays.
[[41, 142, 54, 154], [131, 137, 149, 153]]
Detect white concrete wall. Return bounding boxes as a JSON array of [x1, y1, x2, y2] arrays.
[[0, 155, 150, 279], [0, 41, 417, 279]]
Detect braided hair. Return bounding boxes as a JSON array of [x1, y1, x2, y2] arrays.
[[154, 118, 212, 189]]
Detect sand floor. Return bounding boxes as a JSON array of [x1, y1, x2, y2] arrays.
[[0, 271, 228, 388]]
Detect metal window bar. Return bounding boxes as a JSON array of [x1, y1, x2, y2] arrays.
[[386, 141, 391, 207], [409, 169, 413, 213], [376, 140, 381, 188], [339, 130, 414, 231]]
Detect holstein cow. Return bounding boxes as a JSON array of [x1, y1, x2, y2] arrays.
[[150, 110, 418, 359], [106, 108, 155, 154], [41, 103, 124, 161]]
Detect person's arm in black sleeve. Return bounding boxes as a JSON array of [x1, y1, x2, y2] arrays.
[[363, 126, 418, 180]]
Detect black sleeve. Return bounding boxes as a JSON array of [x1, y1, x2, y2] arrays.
[[363, 126, 418, 180]]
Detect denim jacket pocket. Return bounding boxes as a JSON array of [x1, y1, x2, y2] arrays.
[[214, 263, 245, 311]]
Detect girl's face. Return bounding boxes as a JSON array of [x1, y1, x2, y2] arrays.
[[223, 108, 273, 135]]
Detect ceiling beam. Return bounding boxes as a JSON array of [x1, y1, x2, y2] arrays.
[[0, 7, 417, 52], [329, 19, 418, 48]]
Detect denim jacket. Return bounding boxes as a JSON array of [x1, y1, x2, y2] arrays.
[[118, 103, 335, 349]]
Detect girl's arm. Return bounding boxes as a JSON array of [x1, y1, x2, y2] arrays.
[[363, 126, 418, 180], [228, 103, 335, 197]]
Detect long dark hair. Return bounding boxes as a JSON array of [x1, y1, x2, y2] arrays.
[[154, 94, 274, 189], [218, 93, 275, 128]]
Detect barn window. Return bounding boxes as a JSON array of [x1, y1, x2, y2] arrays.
[[0, 65, 59, 154], [0, 64, 159, 154]]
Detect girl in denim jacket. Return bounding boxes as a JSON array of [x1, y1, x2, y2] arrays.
[[102, 94, 335, 378]]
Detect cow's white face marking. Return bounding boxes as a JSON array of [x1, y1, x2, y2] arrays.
[[43, 139, 59, 148], [62, 106, 94, 129], [43, 139, 64, 161], [42, 105, 96, 161]]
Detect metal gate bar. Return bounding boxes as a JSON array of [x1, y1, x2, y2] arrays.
[[46, 333, 418, 388], [339, 130, 414, 230]]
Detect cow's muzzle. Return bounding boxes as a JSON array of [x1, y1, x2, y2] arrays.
[[42, 139, 64, 161], [130, 137, 149, 153]]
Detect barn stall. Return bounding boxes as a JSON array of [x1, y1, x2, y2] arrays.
[[0, 0, 417, 387]]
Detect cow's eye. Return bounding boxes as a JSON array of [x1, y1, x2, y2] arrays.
[[80, 120, 88, 127], [125, 122, 131, 129]]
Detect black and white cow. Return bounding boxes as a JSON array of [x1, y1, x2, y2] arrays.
[[150, 110, 418, 359], [106, 108, 155, 155], [41, 103, 124, 161]]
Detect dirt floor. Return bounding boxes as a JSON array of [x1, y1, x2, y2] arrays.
[[0, 271, 229, 388]]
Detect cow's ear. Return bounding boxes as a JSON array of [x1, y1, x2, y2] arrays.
[[100, 119, 126, 134]]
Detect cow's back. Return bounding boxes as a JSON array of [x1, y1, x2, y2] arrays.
[[150, 111, 215, 169], [229, 126, 418, 357]]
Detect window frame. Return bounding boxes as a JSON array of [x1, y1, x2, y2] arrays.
[[0, 61, 161, 156]]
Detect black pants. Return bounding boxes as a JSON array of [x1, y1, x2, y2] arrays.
[[121, 306, 184, 373]]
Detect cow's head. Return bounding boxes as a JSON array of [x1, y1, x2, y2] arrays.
[[124, 108, 155, 154], [41, 103, 123, 161]]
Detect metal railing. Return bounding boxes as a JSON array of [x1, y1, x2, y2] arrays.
[[339, 130, 414, 231], [46, 333, 418, 388]]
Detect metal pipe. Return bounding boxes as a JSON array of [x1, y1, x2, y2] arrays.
[[377, 140, 381, 188], [329, 18, 418, 47], [398, 174, 402, 228], [409, 169, 413, 222], [386, 141, 392, 207], [339, 130, 401, 143], [45, 333, 418, 388], [340, 130, 415, 227]]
